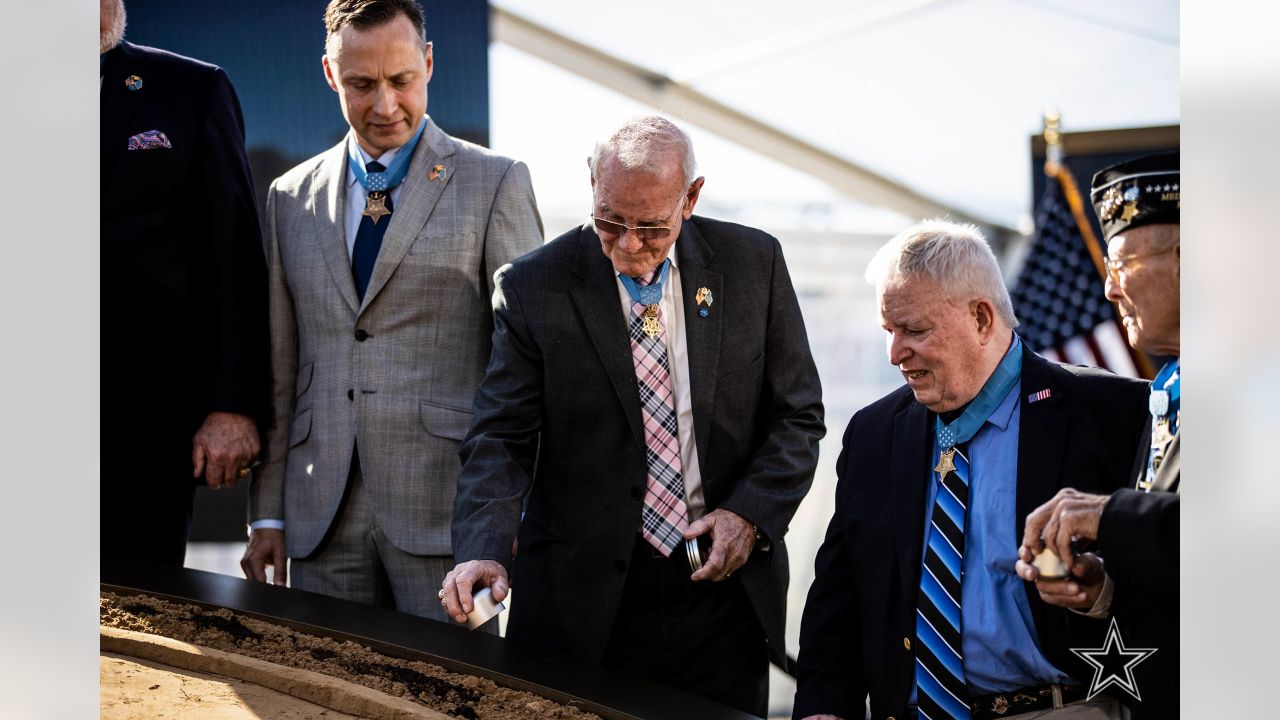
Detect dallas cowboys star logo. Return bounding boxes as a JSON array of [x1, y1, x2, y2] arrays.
[[1071, 616, 1158, 701]]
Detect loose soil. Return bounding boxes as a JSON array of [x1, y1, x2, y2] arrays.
[[101, 591, 600, 720]]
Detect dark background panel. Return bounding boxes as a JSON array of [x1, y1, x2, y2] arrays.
[[125, 0, 491, 215], [119, 0, 490, 542]]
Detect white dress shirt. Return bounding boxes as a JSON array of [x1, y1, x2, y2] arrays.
[[613, 245, 707, 521]]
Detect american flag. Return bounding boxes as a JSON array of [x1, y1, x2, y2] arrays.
[[1009, 164, 1143, 377]]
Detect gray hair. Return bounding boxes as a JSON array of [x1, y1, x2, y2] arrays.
[[865, 219, 1019, 329], [588, 115, 698, 189]]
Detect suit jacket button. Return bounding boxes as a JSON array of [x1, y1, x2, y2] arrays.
[[614, 559, 627, 573], [903, 637, 911, 651], [347, 389, 354, 401], [354, 329, 369, 341], [630, 486, 642, 500]]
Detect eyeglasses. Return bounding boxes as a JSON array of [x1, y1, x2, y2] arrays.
[[593, 196, 686, 241], [1104, 244, 1178, 283]]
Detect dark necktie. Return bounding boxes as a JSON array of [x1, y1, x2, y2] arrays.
[[915, 442, 972, 719], [351, 160, 393, 302]]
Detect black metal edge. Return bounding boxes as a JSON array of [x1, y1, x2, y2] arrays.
[[101, 563, 759, 720]]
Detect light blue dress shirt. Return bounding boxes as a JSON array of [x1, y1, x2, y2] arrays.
[[912, 340, 1072, 702]]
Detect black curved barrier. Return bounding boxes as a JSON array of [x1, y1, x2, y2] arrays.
[[101, 563, 760, 720]]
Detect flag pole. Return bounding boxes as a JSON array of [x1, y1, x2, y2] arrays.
[[1042, 110, 1155, 379]]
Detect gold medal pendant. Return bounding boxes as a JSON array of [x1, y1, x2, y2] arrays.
[[363, 191, 391, 225], [642, 304, 662, 338], [934, 447, 956, 475]]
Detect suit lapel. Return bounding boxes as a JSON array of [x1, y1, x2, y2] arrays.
[[313, 139, 360, 315], [891, 399, 931, 600], [1014, 348, 1070, 547], [359, 117, 454, 314], [675, 221, 723, 463], [568, 228, 646, 452]]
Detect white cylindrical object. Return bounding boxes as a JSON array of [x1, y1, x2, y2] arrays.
[[466, 587, 506, 630]]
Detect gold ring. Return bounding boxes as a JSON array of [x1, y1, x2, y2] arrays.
[[437, 589, 446, 600], [237, 467, 252, 478]]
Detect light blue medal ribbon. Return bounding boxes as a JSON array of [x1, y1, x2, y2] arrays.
[[346, 116, 428, 193], [935, 335, 1024, 449], [1141, 358, 1180, 491], [617, 259, 672, 306], [1148, 359, 1180, 432], [619, 260, 672, 339]]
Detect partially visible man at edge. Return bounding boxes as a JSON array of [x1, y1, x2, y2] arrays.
[[1019, 152, 1181, 719], [101, 0, 270, 566]]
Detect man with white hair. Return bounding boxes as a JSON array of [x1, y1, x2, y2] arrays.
[[793, 221, 1147, 720], [442, 115, 825, 714]]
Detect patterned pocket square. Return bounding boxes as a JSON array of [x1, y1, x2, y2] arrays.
[[127, 130, 172, 151]]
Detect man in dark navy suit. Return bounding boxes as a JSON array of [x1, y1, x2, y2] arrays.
[[794, 221, 1147, 720], [100, 0, 270, 566]]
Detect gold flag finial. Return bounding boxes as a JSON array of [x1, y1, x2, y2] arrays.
[[1043, 107, 1063, 171]]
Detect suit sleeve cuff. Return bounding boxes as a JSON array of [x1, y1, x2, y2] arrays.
[[1070, 571, 1114, 619]]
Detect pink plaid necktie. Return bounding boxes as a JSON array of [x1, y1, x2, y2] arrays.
[[629, 271, 689, 556]]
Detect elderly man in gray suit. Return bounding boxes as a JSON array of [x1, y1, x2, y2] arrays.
[[440, 116, 825, 715], [241, 0, 542, 622]]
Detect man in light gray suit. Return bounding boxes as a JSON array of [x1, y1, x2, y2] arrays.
[[241, 0, 542, 622]]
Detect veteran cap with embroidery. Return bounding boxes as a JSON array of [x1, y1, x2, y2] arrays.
[[1089, 151, 1179, 242]]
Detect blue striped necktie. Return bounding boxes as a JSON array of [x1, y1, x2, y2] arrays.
[[915, 443, 972, 720]]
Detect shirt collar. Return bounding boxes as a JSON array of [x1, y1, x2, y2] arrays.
[[984, 339, 1023, 432], [346, 141, 403, 188]]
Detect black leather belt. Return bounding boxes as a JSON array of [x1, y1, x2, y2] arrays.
[[969, 683, 1088, 719]]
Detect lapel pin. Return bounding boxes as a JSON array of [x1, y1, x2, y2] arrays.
[[125, 74, 143, 91], [1028, 388, 1052, 403], [429, 164, 447, 181], [695, 287, 713, 317]]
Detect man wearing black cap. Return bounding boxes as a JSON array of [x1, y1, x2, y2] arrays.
[[1017, 152, 1180, 718]]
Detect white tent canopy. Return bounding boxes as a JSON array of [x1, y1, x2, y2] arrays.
[[488, 0, 1178, 235]]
